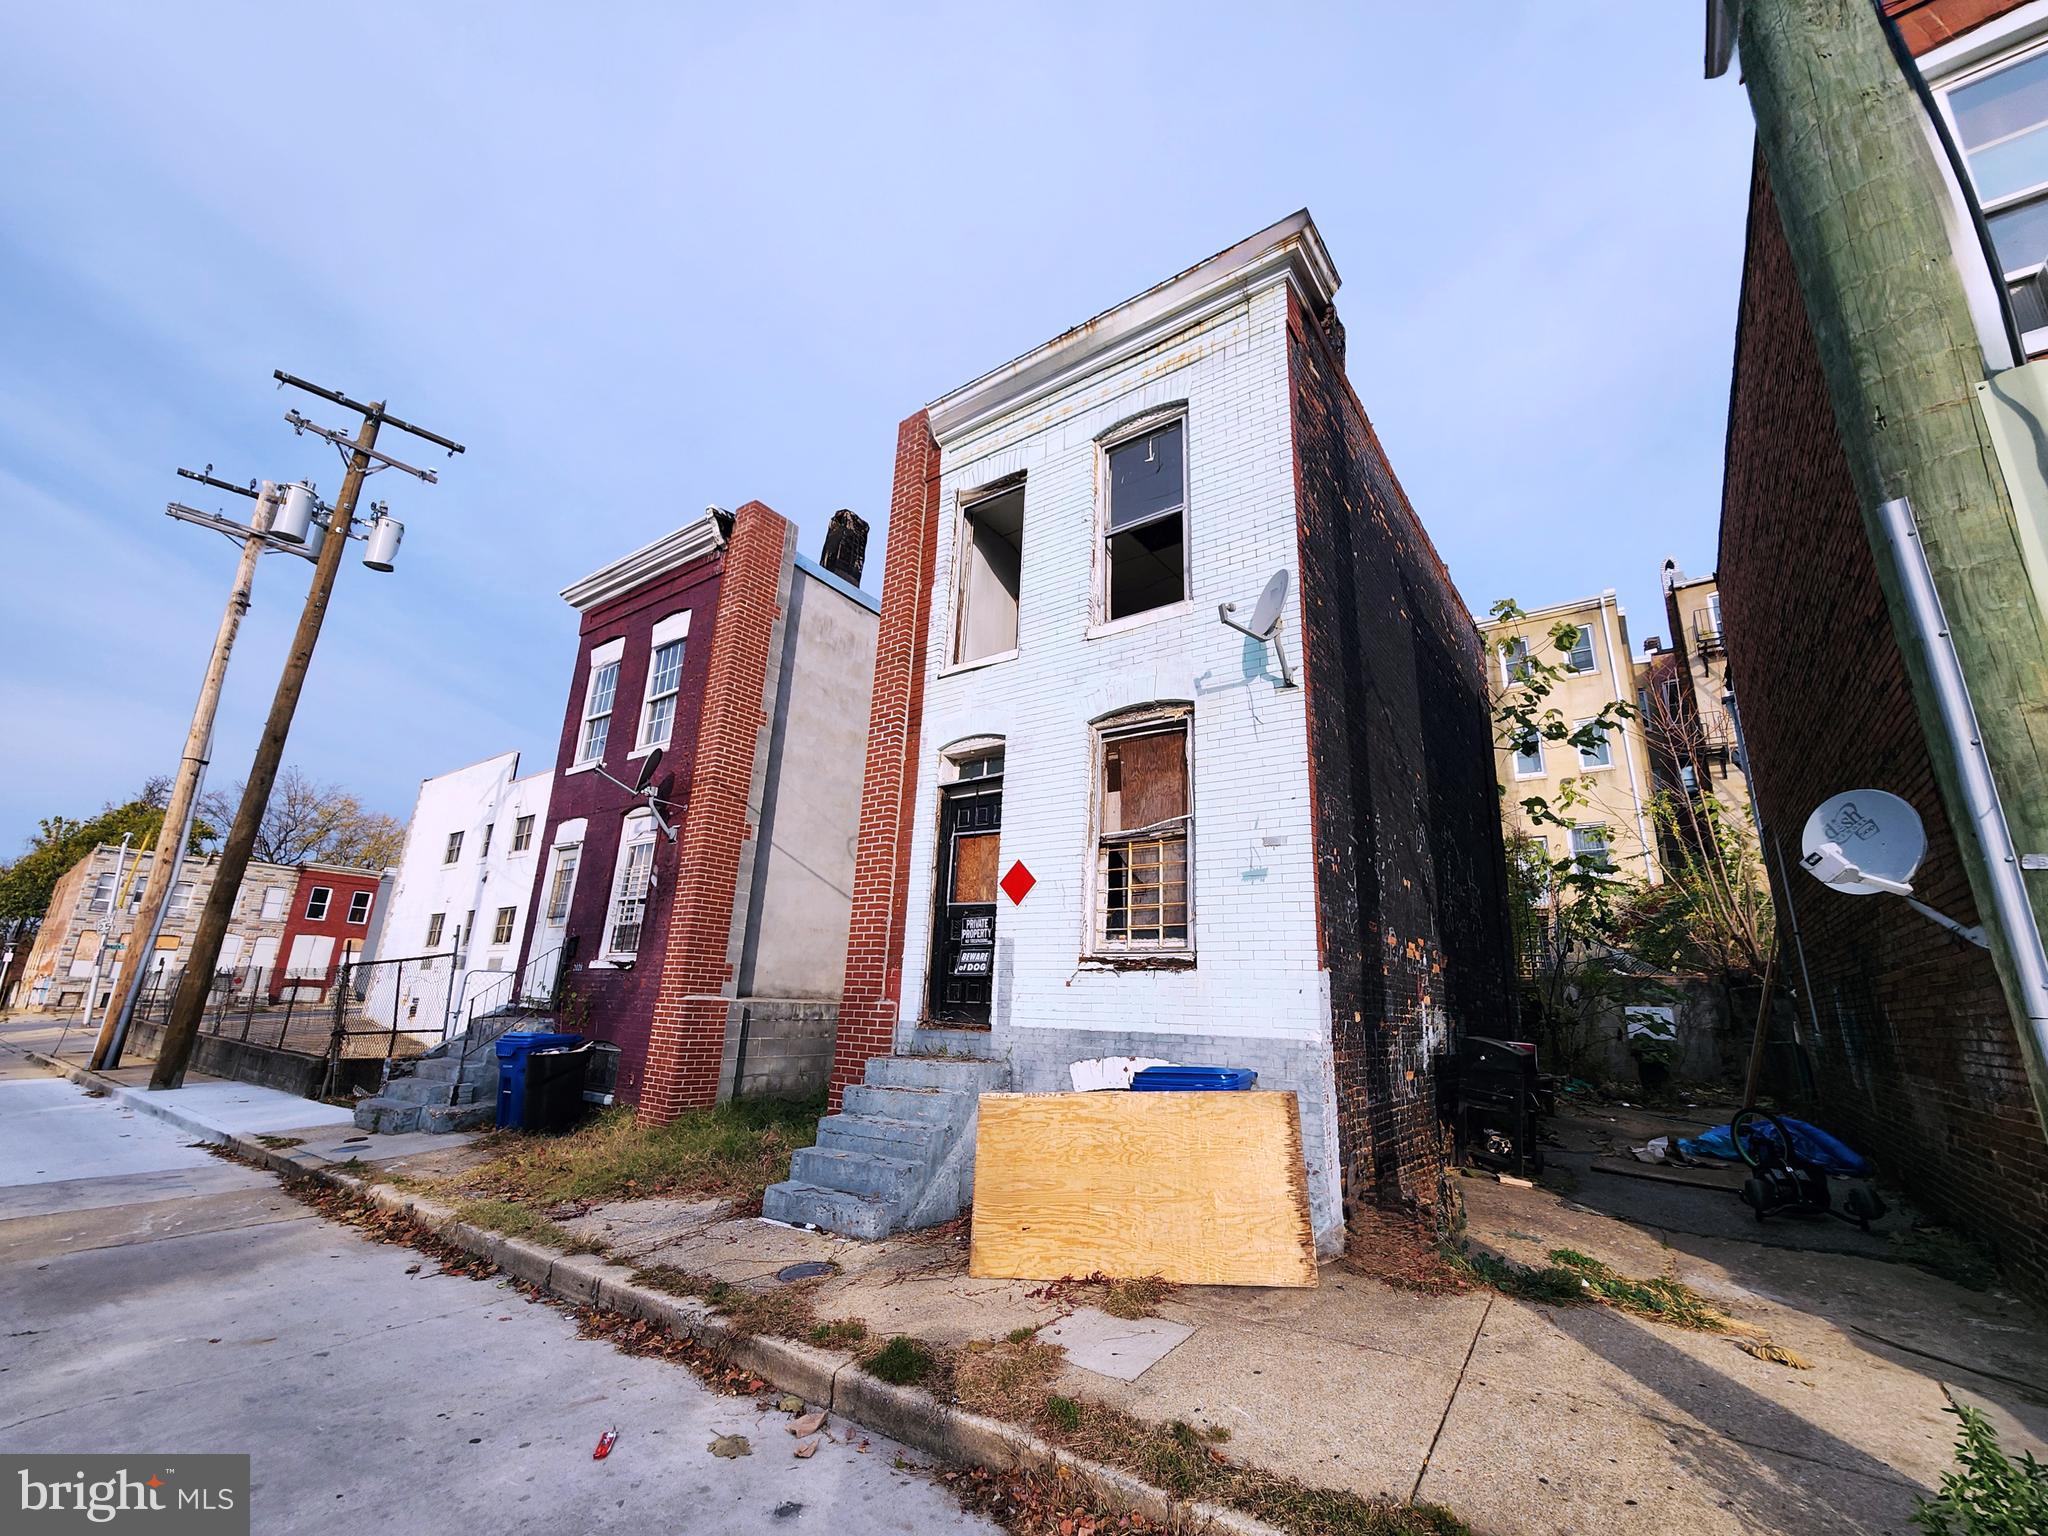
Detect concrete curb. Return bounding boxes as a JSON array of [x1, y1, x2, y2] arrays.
[[26, 1051, 1285, 1536]]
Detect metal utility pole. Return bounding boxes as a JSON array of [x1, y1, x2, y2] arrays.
[[1728, 0, 2048, 1134], [96, 478, 285, 1069], [153, 375, 461, 1089]]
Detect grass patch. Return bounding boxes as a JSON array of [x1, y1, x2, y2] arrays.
[[864, 1335, 938, 1387], [452, 1197, 599, 1254], [1101, 1274, 1177, 1319], [448, 1096, 822, 1214], [808, 1317, 869, 1349], [1043, 1394, 1082, 1432], [627, 1263, 849, 1341], [952, 1336, 1066, 1420], [254, 1134, 303, 1149]]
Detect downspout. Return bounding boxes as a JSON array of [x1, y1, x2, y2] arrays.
[[1879, 496, 2048, 1131], [1605, 593, 1656, 882]]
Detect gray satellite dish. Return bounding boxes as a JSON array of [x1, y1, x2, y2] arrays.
[[1219, 569, 1297, 688], [1799, 789, 1925, 896]]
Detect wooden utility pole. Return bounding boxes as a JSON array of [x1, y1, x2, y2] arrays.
[[152, 420, 380, 1088], [152, 376, 462, 1089], [1737, 0, 2048, 1132], [95, 483, 280, 1069]]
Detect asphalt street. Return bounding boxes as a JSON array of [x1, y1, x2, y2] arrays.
[[0, 1043, 998, 1535]]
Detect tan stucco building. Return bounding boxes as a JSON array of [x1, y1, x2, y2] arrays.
[[1480, 591, 1660, 888]]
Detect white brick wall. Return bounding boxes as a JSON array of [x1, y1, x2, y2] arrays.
[[898, 280, 1324, 1048]]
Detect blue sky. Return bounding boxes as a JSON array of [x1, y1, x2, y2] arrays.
[[0, 3, 1756, 852]]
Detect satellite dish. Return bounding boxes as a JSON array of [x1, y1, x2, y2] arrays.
[[1247, 569, 1289, 639], [1218, 569, 1297, 687], [634, 747, 665, 794], [1800, 789, 1926, 896]]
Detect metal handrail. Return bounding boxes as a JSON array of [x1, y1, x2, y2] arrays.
[[448, 941, 574, 1108]]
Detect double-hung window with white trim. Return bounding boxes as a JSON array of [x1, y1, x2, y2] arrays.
[[577, 638, 625, 767], [1512, 729, 1544, 779], [1563, 626, 1597, 674], [636, 612, 692, 751], [1937, 31, 2048, 336], [603, 812, 657, 961], [1575, 718, 1614, 770]]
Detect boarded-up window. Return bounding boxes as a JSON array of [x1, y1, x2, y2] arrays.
[[1096, 718, 1192, 952], [952, 832, 1000, 903]]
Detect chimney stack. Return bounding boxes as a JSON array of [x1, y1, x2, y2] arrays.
[[821, 508, 869, 587]]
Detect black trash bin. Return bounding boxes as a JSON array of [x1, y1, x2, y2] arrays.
[[523, 1043, 594, 1134]]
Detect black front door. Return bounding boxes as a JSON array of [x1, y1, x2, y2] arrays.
[[929, 778, 1002, 1025]]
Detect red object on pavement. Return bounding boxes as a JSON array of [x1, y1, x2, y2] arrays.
[[1000, 861, 1036, 905], [593, 1427, 618, 1460]]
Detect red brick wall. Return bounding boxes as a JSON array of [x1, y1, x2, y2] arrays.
[[517, 549, 724, 1103], [1286, 292, 1515, 1221], [1885, 0, 2022, 54], [1721, 156, 2048, 1294], [273, 866, 380, 1001], [826, 412, 943, 1109], [639, 501, 793, 1124]]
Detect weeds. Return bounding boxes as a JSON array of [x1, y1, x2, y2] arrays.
[[952, 1336, 1066, 1419], [865, 1335, 939, 1387], [451, 1197, 600, 1255], [808, 1317, 869, 1349], [1101, 1275, 1178, 1319], [445, 1096, 822, 1214], [1914, 1402, 2048, 1534], [1446, 1246, 1731, 1332]]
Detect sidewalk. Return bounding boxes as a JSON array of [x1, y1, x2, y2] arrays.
[[8, 1010, 2044, 1536]]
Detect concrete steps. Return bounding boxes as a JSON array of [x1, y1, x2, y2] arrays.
[[762, 1053, 1008, 1237], [352, 1020, 510, 1135]]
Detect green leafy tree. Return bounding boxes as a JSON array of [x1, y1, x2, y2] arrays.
[[0, 795, 173, 924], [1490, 600, 1656, 1078]]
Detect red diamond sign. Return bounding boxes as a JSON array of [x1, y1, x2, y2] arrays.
[[1000, 861, 1036, 905]]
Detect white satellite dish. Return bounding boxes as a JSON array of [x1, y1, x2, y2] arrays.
[[1219, 569, 1297, 687], [1799, 789, 1926, 897]]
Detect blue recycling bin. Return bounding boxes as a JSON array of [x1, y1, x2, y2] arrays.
[[495, 1031, 585, 1128], [1130, 1065, 1258, 1091]]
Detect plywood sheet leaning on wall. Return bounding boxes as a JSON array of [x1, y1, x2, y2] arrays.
[[968, 1090, 1317, 1288]]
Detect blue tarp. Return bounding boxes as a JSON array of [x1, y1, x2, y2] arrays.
[[1679, 1117, 1871, 1176]]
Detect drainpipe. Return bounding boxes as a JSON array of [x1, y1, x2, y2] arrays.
[[1878, 496, 2048, 1130], [1604, 593, 1656, 882]]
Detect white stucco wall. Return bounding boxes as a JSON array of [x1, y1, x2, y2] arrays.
[[899, 280, 1322, 1049], [366, 752, 554, 1034]]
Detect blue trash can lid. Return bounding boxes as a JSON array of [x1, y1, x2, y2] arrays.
[[496, 1030, 585, 1059], [1130, 1065, 1258, 1091]]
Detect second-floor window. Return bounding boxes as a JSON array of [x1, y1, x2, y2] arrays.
[[952, 481, 1024, 665], [493, 906, 516, 945], [1102, 418, 1188, 622], [1571, 825, 1613, 871], [1512, 729, 1544, 778], [260, 886, 287, 921], [167, 880, 195, 917], [1941, 39, 2048, 331], [1564, 626, 1597, 674], [480, 823, 493, 858], [1499, 637, 1532, 686], [579, 658, 620, 765], [425, 912, 446, 949], [640, 639, 687, 749], [304, 886, 332, 921], [347, 890, 372, 925], [444, 830, 464, 864], [512, 815, 535, 852]]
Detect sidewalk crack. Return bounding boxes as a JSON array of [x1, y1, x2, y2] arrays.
[[1410, 1293, 1491, 1504]]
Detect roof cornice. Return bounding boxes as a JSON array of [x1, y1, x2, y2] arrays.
[[560, 512, 727, 612], [926, 210, 1340, 447]]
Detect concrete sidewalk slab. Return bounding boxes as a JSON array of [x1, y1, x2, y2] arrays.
[[1040, 1306, 1193, 1382]]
